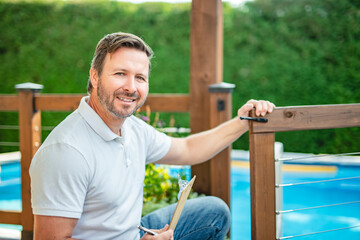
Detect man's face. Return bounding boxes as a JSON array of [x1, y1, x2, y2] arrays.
[[94, 47, 149, 119]]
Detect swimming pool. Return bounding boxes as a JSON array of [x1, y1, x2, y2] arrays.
[[1, 157, 360, 239], [231, 162, 360, 239]]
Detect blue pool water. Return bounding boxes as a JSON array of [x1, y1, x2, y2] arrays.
[[231, 164, 360, 239], [1, 161, 360, 239]]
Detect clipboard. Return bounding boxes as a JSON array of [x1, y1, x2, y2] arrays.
[[169, 175, 196, 231]]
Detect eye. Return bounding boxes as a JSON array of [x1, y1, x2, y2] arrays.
[[136, 75, 147, 82], [115, 72, 125, 76]]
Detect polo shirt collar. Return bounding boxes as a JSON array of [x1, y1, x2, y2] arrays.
[[78, 96, 124, 143]]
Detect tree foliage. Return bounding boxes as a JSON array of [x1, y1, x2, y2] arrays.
[[0, 0, 359, 153]]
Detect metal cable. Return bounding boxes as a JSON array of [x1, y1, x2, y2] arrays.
[[276, 176, 360, 187], [41, 126, 55, 131], [0, 125, 19, 130], [0, 142, 19, 146], [277, 200, 360, 214], [0, 125, 54, 131], [276, 152, 360, 162], [275, 152, 360, 239], [277, 225, 360, 239]]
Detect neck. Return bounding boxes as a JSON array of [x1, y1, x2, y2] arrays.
[[87, 96, 125, 136]]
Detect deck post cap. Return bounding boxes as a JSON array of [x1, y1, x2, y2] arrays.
[[15, 82, 44, 92], [208, 82, 236, 93]]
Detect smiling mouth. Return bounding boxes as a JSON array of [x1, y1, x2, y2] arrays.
[[117, 96, 136, 102]]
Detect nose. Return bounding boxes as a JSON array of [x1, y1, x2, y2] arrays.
[[122, 76, 137, 93]]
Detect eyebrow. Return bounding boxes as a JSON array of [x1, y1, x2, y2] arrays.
[[113, 68, 148, 78]]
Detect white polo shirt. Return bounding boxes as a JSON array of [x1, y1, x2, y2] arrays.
[[30, 97, 171, 239]]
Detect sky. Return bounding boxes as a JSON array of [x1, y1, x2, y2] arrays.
[[117, 0, 251, 7]]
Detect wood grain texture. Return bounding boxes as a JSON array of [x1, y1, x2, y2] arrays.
[[252, 104, 360, 133], [0, 95, 19, 111], [0, 210, 21, 225], [169, 176, 196, 231], [35, 94, 190, 112], [209, 92, 232, 207], [190, 0, 224, 195], [18, 91, 39, 233], [249, 132, 276, 240]]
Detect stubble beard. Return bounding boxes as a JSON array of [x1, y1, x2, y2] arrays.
[[97, 78, 147, 119]]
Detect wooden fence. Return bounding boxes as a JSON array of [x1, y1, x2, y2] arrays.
[[1, 84, 359, 239], [248, 103, 360, 239], [0, 81, 233, 239]]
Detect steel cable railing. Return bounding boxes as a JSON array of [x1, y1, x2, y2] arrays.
[[275, 152, 360, 240], [277, 200, 360, 214], [0, 125, 19, 147], [277, 176, 360, 187], [278, 225, 360, 240], [0, 125, 56, 148], [277, 152, 360, 163]]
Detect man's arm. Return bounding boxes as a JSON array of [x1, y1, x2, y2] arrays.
[[34, 215, 78, 240], [156, 100, 275, 165]]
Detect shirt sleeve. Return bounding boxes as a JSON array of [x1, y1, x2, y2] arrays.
[[30, 143, 91, 218], [137, 119, 171, 164]]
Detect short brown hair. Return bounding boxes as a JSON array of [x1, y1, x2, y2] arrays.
[[87, 32, 154, 93]]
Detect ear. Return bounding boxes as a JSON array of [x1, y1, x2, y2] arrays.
[[90, 68, 99, 89]]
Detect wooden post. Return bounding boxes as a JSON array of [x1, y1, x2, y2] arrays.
[[16, 83, 43, 240], [190, 0, 224, 195], [249, 120, 276, 240], [207, 82, 235, 207]]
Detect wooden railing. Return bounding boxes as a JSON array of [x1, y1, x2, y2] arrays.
[[2, 83, 359, 240], [248, 103, 360, 240], [0, 82, 233, 239]]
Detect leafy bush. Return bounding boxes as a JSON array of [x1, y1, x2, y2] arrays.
[[0, 0, 359, 154], [142, 164, 179, 216]]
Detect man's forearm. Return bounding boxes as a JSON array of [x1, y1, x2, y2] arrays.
[[184, 117, 248, 164], [158, 117, 248, 165]]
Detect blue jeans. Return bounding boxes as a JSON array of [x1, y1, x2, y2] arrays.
[[140, 196, 231, 240]]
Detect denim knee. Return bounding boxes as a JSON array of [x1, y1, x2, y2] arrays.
[[205, 196, 231, 235]]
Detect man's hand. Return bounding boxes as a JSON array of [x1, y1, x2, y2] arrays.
[[238, 99, 275, 118], [140, 224, 174, 240]]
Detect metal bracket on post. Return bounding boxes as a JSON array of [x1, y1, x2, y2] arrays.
[[209, 82, 235, 112], [217, 99, 225, 111]]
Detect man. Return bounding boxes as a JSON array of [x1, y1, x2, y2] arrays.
[[30, 32, 275, 240]]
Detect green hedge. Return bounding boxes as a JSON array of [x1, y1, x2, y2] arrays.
[[0, 0, 359, 153]]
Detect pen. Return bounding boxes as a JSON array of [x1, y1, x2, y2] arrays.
[[240, 116, 268, 122], [138, 225, 159, 236]]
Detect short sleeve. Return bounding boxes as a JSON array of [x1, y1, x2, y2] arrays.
[[141, 123, 171, 164], [30, 143, 91, 218]]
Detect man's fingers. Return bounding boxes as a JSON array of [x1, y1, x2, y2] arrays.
[[239, 100, 275, 118], [150, 225, 173, 240], [157, 228, 173, 240], [238, 103, 254, 117]]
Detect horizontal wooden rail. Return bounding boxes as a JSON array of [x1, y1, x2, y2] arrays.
[[0, 210, 21, 225], [142, 94, 190, 112], [0, 93, 191, 112], [249, 103, 360, 240], [35, 94, 84, 111], [251, 104, 360, 133], [0, 95, 19, 111], [34, 94, 190, 112]]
